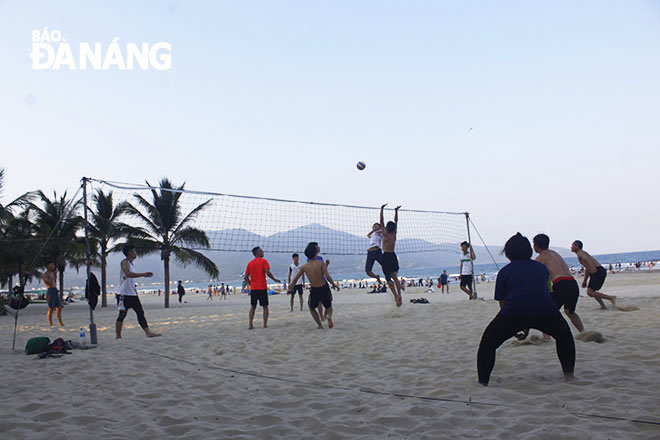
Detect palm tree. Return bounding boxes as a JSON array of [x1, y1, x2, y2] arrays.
[[31, 190, 84, 301], [87, 189, 131, 307], [124, 178, 218, 308], [0, 168, 36, 291]]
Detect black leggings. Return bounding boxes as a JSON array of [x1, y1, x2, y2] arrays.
[[116, 295, 149, 329], [477, 312, 575, 385]]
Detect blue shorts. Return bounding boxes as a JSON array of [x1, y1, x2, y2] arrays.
[[47, 287, 62, 308]]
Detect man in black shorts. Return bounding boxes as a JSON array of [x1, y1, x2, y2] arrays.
[[289, 242, 340, 329], [244, 247, 281, 329], [380, 203, 403, 307], [459, 241, 477, 300], [571, 240, 616, 310], [365, 223, 384, 284], [533, 234, 584, 333], [288, 253, 305, 311]]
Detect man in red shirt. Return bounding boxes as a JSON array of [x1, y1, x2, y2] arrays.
[[244, 246, 281, 329]]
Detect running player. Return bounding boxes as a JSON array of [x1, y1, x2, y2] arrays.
[[571, 240, 616, 310]]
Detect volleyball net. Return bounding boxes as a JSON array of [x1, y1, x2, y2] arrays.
[[84, 178, 470, 256]]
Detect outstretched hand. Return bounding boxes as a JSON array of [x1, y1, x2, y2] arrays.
[[394, 205, 401, 210], [381, 203, 388, 209]]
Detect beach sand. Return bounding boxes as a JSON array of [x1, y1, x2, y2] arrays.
[[1, 271, 659, 439]]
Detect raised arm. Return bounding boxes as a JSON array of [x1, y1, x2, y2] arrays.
[[394, 205, 401, 224], [380, 203, 387, 228]]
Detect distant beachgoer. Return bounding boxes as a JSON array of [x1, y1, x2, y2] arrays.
[[571, 240, 616, 310], [366, 223, 384, 284], [288, 253, 306, 311], [244, 247, 281, 329], [459, 241, 477, 300], [221, 283, 227, 300], [41, 261, 64, 326], [177, 280, 185, 304], [289, 242, 340, 329], [477, 233, 575, 386], [533, 234, 585, 333], [380, 203, 403, 307], [207, 285, 213, 301], [440, 270, 449, 294], [116, 245, 161, 339]]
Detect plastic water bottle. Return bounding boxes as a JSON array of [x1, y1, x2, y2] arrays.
[[79, 327, 86, 344]]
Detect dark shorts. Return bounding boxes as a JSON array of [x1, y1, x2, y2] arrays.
[[365, 248, 383, 273], [440, 279, 448, 286], [460, 275, 473, 288], [588, 266, 607, 291], [47, 287, 62, 308], [289, 285, 303, 295], [250, 289, 269, 307], [382, 252, 399, 282], [309, 283, 332, 309], [551, 278, 579, 313]]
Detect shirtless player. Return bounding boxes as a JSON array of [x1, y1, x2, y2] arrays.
[[380, 203, 404, 307], [289, 242, 340, 329], [534, 234, 584, 333], [571, 240, 616, 310]]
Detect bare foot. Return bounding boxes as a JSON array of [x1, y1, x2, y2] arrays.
[[611, 296, 617, 307], [564, 372, 574, 382], [263, 325, 267, 329], [396, 295, 402, 307], [116, 335, 122, 339], [328, 317, 334, 328], [146, 332, 161, 338], [248, 326, 254, 330], [317, 325, 324, 329], [58, 323, 65, 327]]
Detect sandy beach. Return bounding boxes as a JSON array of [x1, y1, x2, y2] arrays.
[[1, 271, 659, 439]]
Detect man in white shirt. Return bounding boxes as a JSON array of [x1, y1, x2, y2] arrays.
[[116, 244, 161, 339], [288, 253, 306, 311], [365, 223, 384, 284], [459, 241, 477, 300]]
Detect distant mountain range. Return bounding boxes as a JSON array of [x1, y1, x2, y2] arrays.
[[31, 225, 574, 288]]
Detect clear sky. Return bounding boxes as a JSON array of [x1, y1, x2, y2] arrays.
[[1, 1, 658, 254]]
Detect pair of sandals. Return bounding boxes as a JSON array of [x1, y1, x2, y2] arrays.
[[410, 297, 430, 304]]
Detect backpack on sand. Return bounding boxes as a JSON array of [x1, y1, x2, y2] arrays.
[[25, 337, 50, 355]]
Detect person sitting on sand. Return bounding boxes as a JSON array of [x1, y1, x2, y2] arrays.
[[533, 234, 585, 333], [289, 242, 340, 329], [476, 233, 575, 386], [571, 240, 616, 310], [116, 245, 161, 339], [244, 246, 281, 330], [380, 203, 404, 307]]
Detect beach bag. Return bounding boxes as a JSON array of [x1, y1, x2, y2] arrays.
[[25, 337, 50, 355], [9, 285, 30, 310], [85, 273, 101, 310]]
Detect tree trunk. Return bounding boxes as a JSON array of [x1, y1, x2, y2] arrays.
[[164, 255, 170, 308], [58, 269, 65, 303], [101, 245, 108, 307]]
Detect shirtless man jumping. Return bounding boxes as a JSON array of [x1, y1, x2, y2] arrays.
[[533, 234, 584, 333], [571, 240, 616, 310], [380, 203, 404, 307], [289, 242, 340, 329]]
